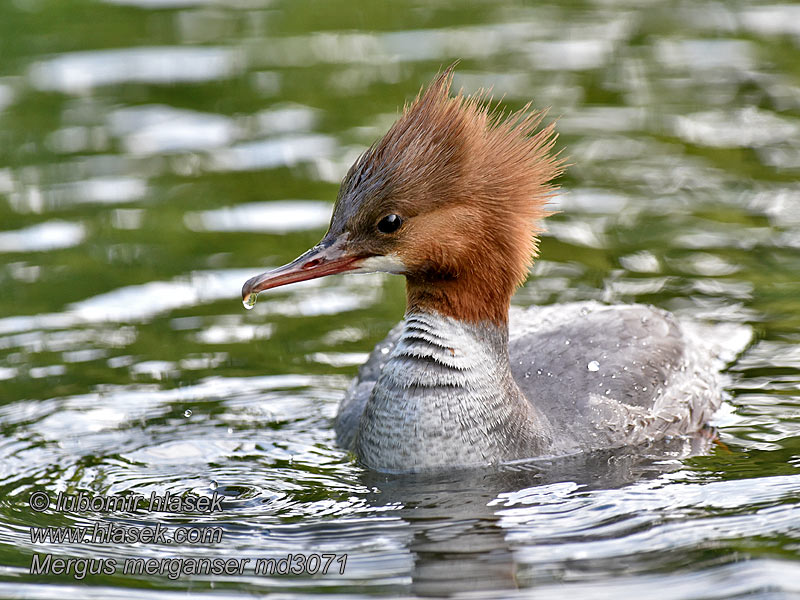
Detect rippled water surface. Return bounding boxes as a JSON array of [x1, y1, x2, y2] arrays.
[[1, 0, 799, 598]]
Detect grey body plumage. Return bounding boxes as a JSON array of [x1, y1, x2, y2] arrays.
[[336, 302, 741, 472]]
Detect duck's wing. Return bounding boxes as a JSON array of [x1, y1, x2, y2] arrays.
[[335, 321, 404, 449], [508, 301, 749, 449]]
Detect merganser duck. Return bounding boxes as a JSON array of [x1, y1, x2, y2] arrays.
[[242, 66, 735, 473]]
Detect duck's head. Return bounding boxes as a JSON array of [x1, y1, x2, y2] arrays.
[[242, 66, 563, 325]]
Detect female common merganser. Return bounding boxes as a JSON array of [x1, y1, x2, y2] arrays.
[[242, 67, 734, 473]]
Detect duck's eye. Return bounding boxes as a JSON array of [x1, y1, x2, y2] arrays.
[[377, 214, 403, 234]]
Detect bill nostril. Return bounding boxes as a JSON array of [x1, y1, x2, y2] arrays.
[[303, 258, 322, 270]]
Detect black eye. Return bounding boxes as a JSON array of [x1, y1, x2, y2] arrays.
[[377, 214, 403, 234]]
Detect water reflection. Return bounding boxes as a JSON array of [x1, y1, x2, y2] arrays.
[[0, 84, 14, 113], [46, 178, 147, 206], [29, 47, 243, 93], [359, 438, 715, 597], [109, 106, 237, 156], [741, 5, 800, 36], [103, 0, 216, 7], [209, 134, 337, 171], [674, 108, 800, 148], [185, 201, 332, 233], [655, 39, 756, 71], [0, 220, 85, 253]]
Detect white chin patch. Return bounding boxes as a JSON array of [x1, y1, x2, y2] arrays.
[[353, 254, 406, 275]]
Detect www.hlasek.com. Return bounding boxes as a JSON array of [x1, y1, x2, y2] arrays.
[[30, 521, 223, 545], [27, 491, 347, 580]]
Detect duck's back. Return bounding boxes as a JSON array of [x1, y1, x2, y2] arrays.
[[507, 302, 731, 450], [336, 301, 747, 455]]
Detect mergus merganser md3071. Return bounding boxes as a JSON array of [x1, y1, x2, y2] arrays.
[[242, 67, 742, 473]]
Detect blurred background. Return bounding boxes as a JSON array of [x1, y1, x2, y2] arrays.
[[0, 0, 799, 598]]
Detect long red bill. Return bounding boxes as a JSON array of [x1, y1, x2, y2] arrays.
[[242, 238, 363, 309]]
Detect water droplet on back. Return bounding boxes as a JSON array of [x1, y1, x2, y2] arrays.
[[587, 360, 600, 372]]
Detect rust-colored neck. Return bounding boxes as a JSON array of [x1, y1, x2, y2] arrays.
[[405, 273, 513, 327]]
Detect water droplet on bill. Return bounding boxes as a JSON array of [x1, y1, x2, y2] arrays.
[[243, 293, 258, 310]]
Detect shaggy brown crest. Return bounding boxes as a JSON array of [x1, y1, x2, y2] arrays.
[[330, 66, 564, 325]]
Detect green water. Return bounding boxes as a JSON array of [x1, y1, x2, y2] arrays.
[[0, 0, 799, 598]]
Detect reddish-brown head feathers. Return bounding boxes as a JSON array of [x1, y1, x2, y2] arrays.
[[330, 66, 563, 325]]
